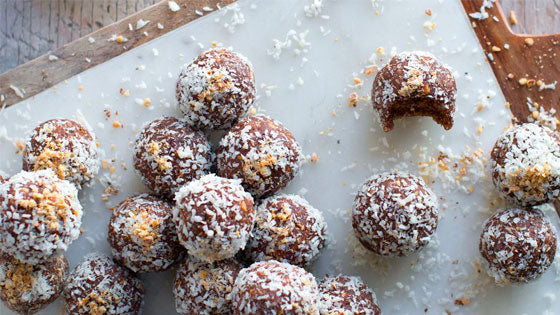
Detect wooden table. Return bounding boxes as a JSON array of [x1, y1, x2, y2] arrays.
[[0, 0, 558, 74], [0, 0, 558, 106]]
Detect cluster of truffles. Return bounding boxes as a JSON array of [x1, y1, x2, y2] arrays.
[[0, 118, 101, 313], [478, 122, 560, 285], [352, 172, 439, 256], [372, 51, 457, 132]]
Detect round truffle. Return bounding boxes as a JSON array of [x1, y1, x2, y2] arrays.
[[0, 169, 83, 264], [176, 48, 256, 129], [174, 257, 242, 314], [246, 194, 328, 266], [217, 114, 303, 198], [133, 116, 213, 198], [318, 275, 381, 315], [108, 194, 184, 273], [22, 118, 100, 189], [372, 51, 456, 132], [173, 174, 255, 263], [491, 123, 560, 207], [232, 260, 319, 315], [479, 208, 557, 285], [352, 172, 439, 256], [0, 254, 68, 314], [64, 253, 144, 315]]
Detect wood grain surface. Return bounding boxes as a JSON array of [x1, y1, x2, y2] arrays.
[[462, 0, 560, 122], [0, 0, 558, 107], [0, 0, 235, 107]]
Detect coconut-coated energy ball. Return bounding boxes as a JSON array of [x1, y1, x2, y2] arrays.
[[176, 48, 256, 129], [479, 208, 557, 285], [491, 123, 560, 207], [133, 116, 213, 198], [64, 253, 144, 315], [372, 51, 456, 132], [352, 172, 439, 256], [318, 275, 381, 315], [173, 174, 255, 263], [217, 114, 303, 198], [0, 169, 83, 264], [232, 260, 319, 315], [245, 194, 328, 266], [22, 118, 100, 189], [108, 194, 184, 273], [174, 257, 242, 315], [0, 254, 68, 314]]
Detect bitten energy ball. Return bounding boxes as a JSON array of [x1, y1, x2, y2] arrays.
[[133, 116, 213, 198], [479, 208, 557, 285], [108, 194, 184, 273], [352, 172, 439, 256], [372, 51, 456, 132], [318, 275, 381, 315], [491, 123, 560, 207], [174, 257, 242, 315], [64, 253, 144, 315], [177, 48, 256, 129], [22, 118, 100, 189], [173, 174, 255, 263], [217, 114, 303, 198], [246, 194, 328, 266], [0, 170, 83, 264], [232, 260, 319, 315], [0, 254, 68, 314]]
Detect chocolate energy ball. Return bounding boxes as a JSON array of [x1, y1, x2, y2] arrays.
[[232, 260, 319, 315], [479, 208, 557, 285], [22, 118, 100, 189], [372, 51, 456, 132], [217, 114, 303, 198], [173, 174, 255, 263], [318, 275, 381, 315], [133, 116, 213, 198], [352, 172, 439, 256], [246, 194, 328, 266], [0, 169, 83, 264], [174, 257, 242, 315], [0, 254, 68, 314], [64, 253, 144, 315], [108, 194, 184, 273], [177, 48, 256, 130], [491, 123, 560, 207]]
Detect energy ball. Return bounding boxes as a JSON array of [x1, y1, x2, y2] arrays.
[[133, 116, 213, 198], [108, 194, 184, 273], [491, 123, 560, 207], [372, 51, 456, 132], [318, 275, 381, 315], [246, 194, 328, 266], [0, 169, 83, 264], [22, 118, 100, 189], [352, 172, 439, 256], [173, 174, 255, 263], [176, 48, 256, 129], [0, 254, 68, 314], [479, 208, 557, 285], [174, 257, 242, 315], [232, 260, 319, 315], [64, 253, 144, 315], [217, 114, 303, 198]]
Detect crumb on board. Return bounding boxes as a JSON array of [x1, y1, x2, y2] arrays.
[[509, 10, 517, 25]]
